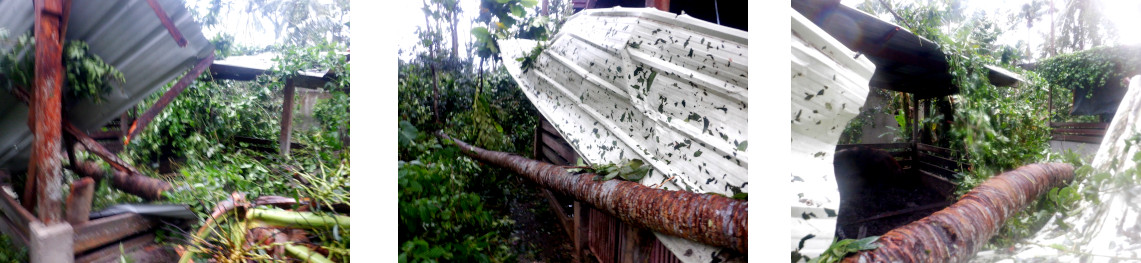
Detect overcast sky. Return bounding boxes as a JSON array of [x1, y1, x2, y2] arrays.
[[840, 0, 1141, 61]]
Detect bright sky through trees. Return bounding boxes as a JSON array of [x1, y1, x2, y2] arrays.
[[841, 0, 1141, 61]]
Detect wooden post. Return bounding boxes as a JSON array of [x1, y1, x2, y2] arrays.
[[65, 177, 94, 225], [279, 79, 297, 157], [620, 224, 641, 263], [645, 0, 669, 11], [30, 0, 66, 224], [574, 201, 589, 263], [1048, 85, 1054, 123]]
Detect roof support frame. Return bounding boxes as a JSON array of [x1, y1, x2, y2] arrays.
[[125, 53, 215, 144]]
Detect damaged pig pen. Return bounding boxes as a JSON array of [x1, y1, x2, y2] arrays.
[[0, 0, 214, 261], [792, 0, 1067, 261], [0, 0, 351, 261]]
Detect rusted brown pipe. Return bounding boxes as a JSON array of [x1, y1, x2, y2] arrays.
[[843, 163, 1075, 263], [438, 132, 747, 252]]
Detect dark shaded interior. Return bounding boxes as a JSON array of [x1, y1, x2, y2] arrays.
[[831, 145, 952, 240]]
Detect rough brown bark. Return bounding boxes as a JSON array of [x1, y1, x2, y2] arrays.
[[843, 163, 1075, 263], [438, 132, 747, 252]]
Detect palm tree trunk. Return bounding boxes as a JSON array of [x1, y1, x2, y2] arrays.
[[438, 132, 748, 252], [843, 163, 1074, 263]]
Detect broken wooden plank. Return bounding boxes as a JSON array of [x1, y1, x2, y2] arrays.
[[0, 184, 36, 239], [73, 213, 156, 253], [65, 177, 94, 225], [75, 232, 157, 263]]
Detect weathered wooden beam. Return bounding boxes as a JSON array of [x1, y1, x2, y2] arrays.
[[573, 201, 589, 263], [843, 163, 1075, 263], [75, 232, 157, 263], [127, 53, 215, 145], [66, 122, 140, 175], [440, 132, 748, 252], [30, 0, 67, 224], [73, 213, 156, 253], [279, 79, 296, 157], [144, 0, 188, 47], [65, 177, 94, 225], [542, 189, 574, 238], [0, 184, 36, 239]]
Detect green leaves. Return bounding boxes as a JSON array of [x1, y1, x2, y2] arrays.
[[591, 159, 652, 182], [399, 120, 419, 148], [0, 32, 122, 104], [812, 236, 881, 263]]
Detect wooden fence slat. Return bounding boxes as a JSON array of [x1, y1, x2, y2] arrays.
[[837, 143, 913, 152], [915, 143, 956, 156], [918, 170, 958, 198], [1050, 122, 1110, 129], [916, 151, 962, 171], [0, 185, 34, 238], [915, 160, 959, 179], [1052, 134, 1104, 144], [1052, 128, 1107, 137]]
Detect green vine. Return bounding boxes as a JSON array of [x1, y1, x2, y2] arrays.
[[1, 31, 124, 104], [1037, 45, 1141, 99]]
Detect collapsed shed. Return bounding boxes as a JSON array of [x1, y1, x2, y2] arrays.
[[0, 1, 345, 261], [0, 0, 212, 261]]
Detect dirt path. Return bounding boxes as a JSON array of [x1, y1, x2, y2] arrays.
[[505, 176, 575, 262]]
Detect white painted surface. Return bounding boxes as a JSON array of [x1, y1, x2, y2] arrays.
[[789, 8, 875, 260]]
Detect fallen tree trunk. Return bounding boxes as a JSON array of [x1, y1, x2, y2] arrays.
[[437, 132, 747, 252], [843, 163, 1075, 263], [71, 159, 171, 201]]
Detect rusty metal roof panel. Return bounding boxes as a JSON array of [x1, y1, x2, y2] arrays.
[[790, 8, 876, 259], [0, 0, 214, 170], [500, 7, 746, 262]]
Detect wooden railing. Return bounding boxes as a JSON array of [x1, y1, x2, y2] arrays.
[[836, 143, 914, 170], [1050, 122, 1109, 144], [914, 143, 964, 198], [835, 143, 964, 198]]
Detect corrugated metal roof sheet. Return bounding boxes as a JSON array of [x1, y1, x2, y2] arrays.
[[790, 8, 876, 259], [499, 7, 746, 262], [0, 0, 214, 170]]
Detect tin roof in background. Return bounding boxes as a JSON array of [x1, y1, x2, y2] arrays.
[[499, 7, 746, 262], [0, 0, 214, 170], [792, 0, 1022, 99]]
